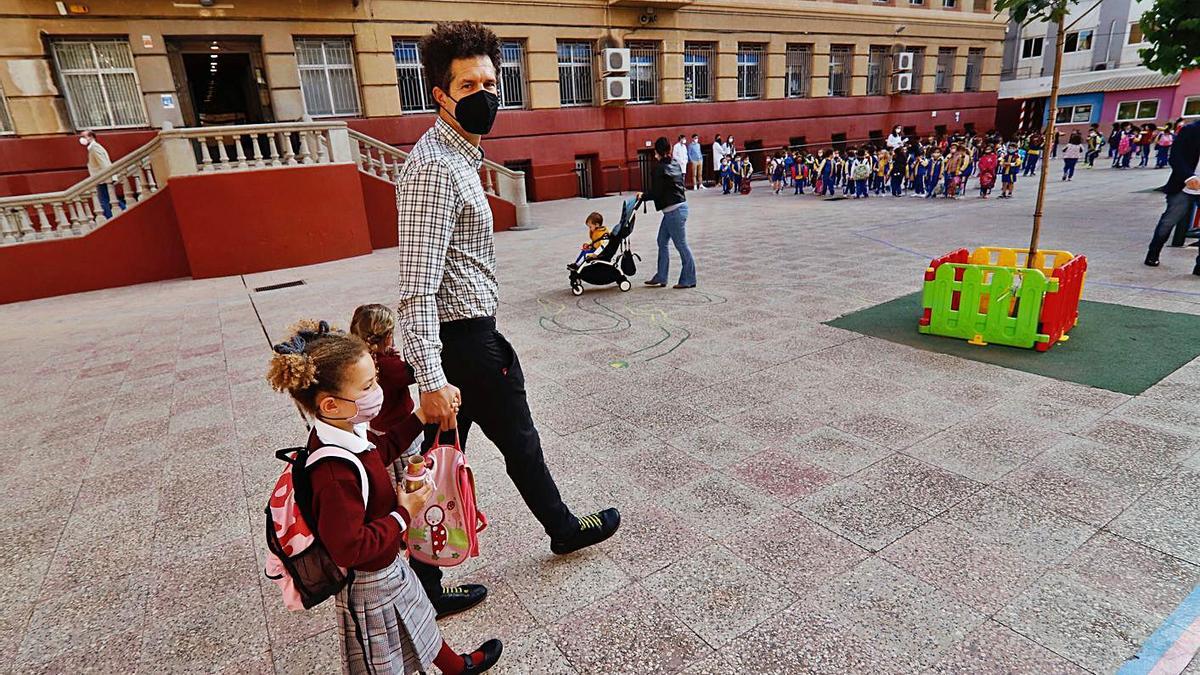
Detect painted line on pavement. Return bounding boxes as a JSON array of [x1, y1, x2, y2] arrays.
[[1118, 584, 1200, 675]]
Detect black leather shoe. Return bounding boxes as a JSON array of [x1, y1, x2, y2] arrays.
[[1144, 256, 1160, 267], [433, 584, 488, 619], [1193, 265, 1200, 276], [462, 639, 503, 673], [550, 508, 621, 555]]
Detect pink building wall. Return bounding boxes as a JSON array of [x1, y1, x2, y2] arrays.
[[1100, 69, 1200, 125]]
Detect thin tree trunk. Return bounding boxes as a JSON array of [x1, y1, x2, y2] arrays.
[[1028, 13, 1067, 268]]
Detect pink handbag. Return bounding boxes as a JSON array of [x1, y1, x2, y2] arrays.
[[406, 430, 488, 567]]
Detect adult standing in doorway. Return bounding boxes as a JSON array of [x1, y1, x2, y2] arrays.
[[1145, 119, 1200, 275], [672, 134, 690, 177], [395, 21, 622, 618], [687, 133, 705, 190], [80, 130, 124, 219], [642, 136, 697, 289]]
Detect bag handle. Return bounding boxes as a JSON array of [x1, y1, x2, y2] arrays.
[[422, 424, 462, 454]]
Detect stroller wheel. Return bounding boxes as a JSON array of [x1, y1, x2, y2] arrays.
[[571, 283, 584, 296], [618, 279, 631, 292]]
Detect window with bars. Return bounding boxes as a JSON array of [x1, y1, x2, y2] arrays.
[[908, 47, 925, 93], [737, 43, 765, 100], [935, 47, 956, 93], [828, 45, 852, 97], [557, 41, 594, 107], [867, 46, 889, 96], [943, 0, 956, 7], [50, 39, 147, 129], [0, 84, 13, 134], [627, 41, 659, 104], [499, 41, 527, 109], [785, 44, 812, 98], [295, 38, 361, 117], [964, 48, 984, 92], [393, 40, 433, 113], [683, 42, 715, 102]]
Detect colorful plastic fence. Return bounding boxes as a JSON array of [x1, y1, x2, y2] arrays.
[[919, 247, 1087, 351]]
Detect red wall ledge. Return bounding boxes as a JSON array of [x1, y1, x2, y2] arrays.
[[0, 187, 189, 305]]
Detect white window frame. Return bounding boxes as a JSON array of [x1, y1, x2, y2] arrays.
[[683, 42, 715, 102], [909, 0, 925, 5], [295, 38, 362, 118], [737, 43, 765, 100], [557, 41, 594, 107], [1055, 103, 1093, 124], [942, 0, 957, 7], [1115, 98, 1159, 121], [785, 44, 812, 98], [50, 38, 148, 130], [393, 39, 434, 113], [626, 41, 659, 105], [1182, 95, 1200, 119], [1063, 29, 1094, 54], [1021, 37, 1044, 60], [499, 41, 527, 110], [866, 45, 888, 96], [828, 45, 852, 97], [0, 83, 13, 135]]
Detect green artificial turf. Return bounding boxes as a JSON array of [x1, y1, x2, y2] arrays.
[[825, 292, 1200, 395]]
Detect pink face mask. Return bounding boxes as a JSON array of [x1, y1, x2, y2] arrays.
[[325, 385, 384, 424]]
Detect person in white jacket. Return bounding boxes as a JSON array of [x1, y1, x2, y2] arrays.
[[711, 134, 726, 177], [672, 135, 690, 175]]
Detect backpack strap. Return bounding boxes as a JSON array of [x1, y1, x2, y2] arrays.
[[307, 446, 370, 507]]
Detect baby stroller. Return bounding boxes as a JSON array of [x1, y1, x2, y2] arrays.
[[569, 196, 642, 296]]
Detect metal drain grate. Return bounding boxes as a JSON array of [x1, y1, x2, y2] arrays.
[[253, 280, 305, 293]]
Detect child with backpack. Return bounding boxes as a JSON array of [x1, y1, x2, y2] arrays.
[[851, 151, 872, 198], [925, 149, 945, 199], [719, 156, 733, 194], [817, 150, 835, 196], [350, 304, 418, 474], [265, 320, 502, 675], [999, 144, 1019, 198]]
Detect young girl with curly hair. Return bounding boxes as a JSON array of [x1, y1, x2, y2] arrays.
[[267, 320, 501, 675]]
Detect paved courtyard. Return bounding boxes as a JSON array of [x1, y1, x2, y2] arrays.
[[2, 160, 1199, 674]]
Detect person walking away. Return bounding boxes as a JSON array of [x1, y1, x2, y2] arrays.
[[80, 130, 125, 219], [977, 145, 998, 198], [672, 134, 690, 182], [1145, 119, 1200, 274], [771, 153, 786, 194], [1155, 126, 1175, 169], [686, 134, 705, 190], [1138, 123, 1155, 167], [1061, 132, 1085, 181], [642, 136, 697, 289], [395, 21, 621, 617]]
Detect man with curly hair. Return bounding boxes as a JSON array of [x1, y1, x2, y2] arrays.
[[395, 21, 622, 619]]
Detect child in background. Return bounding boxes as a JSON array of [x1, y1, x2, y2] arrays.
[[913, 150, 929, 197], [793, 152, 808, 195], [731, 154, 744, 193], [851, 151, 872, 199], [1000, 144, 1019, 198], [719, 156, 733, 194], [771, 153, 785, 194], [1060, 132, 1085, 181], [943, 145, 963, 199], [925, 149, 945, 199], [889, 148, 906, 197], [568, 211, 608, 270], [1086, 126, 1104, 167], [1154, 126, 1174, 169], [739, 154, 754, 193], [783, 151, 796, 189], [977, 145, 998, 199], [874, 149, 890, 196], [267, 321, 503, 675], [817, 150, 836, 196], [349, 305, 419, 475]]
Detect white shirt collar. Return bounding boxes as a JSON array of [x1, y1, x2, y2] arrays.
[[311, 418, 374, 454]]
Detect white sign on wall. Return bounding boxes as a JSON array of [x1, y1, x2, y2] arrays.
[[161, 94, 175, 109]]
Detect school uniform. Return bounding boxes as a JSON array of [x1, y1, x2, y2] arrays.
[[925, 157, 944, 198], [817, 159, 835, 196], [914, 157, 930, 196], [307, 416, 439, 675], [369, 351, 418, 478]]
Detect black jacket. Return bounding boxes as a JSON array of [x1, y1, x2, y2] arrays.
[[647, 157, 686, 212], [1165, 121, 1200, 195]]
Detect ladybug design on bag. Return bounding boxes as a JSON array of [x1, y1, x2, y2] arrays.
[[427, 505, 448, 559]]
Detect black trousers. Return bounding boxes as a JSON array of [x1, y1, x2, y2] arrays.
[[411, 317, 576, 599]]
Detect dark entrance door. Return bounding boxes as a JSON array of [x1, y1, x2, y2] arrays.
[[166, 37, 273, 127], [575, 156, 596, 198]]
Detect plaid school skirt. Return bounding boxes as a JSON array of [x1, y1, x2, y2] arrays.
[[336, 556, 441, 675]]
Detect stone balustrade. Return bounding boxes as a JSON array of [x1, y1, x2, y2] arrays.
[[0, 142, 160, 245], [156, 122, 354, 177]]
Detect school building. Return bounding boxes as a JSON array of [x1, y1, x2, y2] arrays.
[[0, 0, 1006, 302]]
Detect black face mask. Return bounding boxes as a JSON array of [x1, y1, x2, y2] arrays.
[[444, 89, 499, 136]]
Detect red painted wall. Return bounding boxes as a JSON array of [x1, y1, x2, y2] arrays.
[[0, 130, 156, 197], [171, 164, 372, 278], [0, 187, 189, 304]]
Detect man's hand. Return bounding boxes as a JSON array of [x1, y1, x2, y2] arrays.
[[420, 384, 461, 430], [1185, 175, 1200, 191]]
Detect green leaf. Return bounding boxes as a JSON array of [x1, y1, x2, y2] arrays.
[[1137, 0, 1200, 74]]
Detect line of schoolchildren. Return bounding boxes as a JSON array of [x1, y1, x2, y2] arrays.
[[746, 137, 1025, 201]]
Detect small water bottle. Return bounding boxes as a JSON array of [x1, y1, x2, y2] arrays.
[[403, 455, 428, 493]]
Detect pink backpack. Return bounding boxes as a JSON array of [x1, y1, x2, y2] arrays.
[[264, 445, 368, 611], [1118, 135, 1132, 155], [407, 431, 487, 567]]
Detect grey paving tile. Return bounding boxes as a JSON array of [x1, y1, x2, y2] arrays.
[[853, 453, 983, 515], [656, 472, 787, 540], [906, 413, 1072, 483], [550, 584, 711, 674], [783, 426, 894, 476], [603, 500, 715, 580], [831, 409, 941, 451], [730, 447, 838, 504], [723, 510, 869, 594], [643, 543, 798, 648], [927, 620, 1089, 674], [272, 628, 341, 675], [19, 574, 149, 667], [139, 586, 269, 674], [795, 480, 933, 552], [501, 552, 630, 625], [486, 628, 577, 675], [1108, 469, 1200, 565]]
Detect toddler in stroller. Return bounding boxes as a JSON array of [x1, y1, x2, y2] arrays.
[[567, 196, 642, 296]]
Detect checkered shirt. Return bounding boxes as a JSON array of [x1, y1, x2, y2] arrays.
[[395, 117, 497, 393]]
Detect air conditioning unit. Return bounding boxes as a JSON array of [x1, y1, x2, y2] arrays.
[[893, 72, 913, 92], [603, 48, 631, 74], [603, 76, 631, 102], [895, 51, 914, 71]]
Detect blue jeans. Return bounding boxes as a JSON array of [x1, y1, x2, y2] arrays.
[[650, 204, 696, 287], [1022, 154, 1040, 176], [1139, 144, 1151, 166], [97, 183, 126, 219], [1062, 158, 1078, 179], [1147, 192, 1200, 263]]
